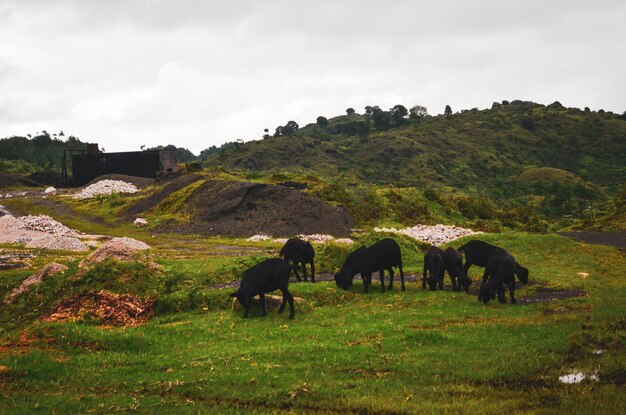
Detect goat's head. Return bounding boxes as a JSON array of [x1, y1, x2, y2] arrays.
[[334, 270, 353, 290]]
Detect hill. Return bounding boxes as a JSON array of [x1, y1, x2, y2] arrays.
[[202, 101, 626, 196]]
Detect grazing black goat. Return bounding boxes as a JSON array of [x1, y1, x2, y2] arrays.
[[229, 258, 295, 319], [423, 247, 445, 290], [334, 246, 367, 290], [458, 240, 529, 284], [478, 250, 522, 304], [444, 247, 473, 292], [335, 238, 405, 293], [279, 238, 316, 282]]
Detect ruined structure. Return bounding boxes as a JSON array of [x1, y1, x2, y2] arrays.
[[62, 144, 179, 186]]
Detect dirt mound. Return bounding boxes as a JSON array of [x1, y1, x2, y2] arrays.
[[0, 173, 40, 188], [41, 291, 154, 326], [159, 180, 354, 237], [124, 174, 205, 216], [81, 237, 150, 266]]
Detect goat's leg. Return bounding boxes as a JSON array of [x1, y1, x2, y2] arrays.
[[243, 297, 251, 318], [387, 267, 394, 290], [259, 293, 267, 316], [363, 273, 371, 293], [282, 289, 295, 319], [292, 261, 302, 282], [301, 262, 308, 282], [399, 262, 406, 291], [422, 263, 428, 289], [451, 274, 460, 291], [509, 283, 516, 304], [497, 284, 506, 304], [310, 261, 315, 283], [379, 268, 386, 293], [278, 291, 287, 313], [438, 272, 444, 290]]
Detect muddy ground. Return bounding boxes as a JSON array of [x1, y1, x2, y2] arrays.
[[557, 230, 626, 249]]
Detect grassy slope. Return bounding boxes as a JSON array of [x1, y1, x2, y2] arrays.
[[1, 231, 625, 414], [203, 104, 626, 194]]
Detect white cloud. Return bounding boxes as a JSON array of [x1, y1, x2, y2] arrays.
[[1, 0, 625, 154]]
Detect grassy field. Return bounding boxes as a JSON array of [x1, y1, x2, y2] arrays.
[[1, 230, 625, 414]]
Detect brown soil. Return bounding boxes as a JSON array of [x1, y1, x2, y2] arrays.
[[124, 174, 205, 216], [40, 291, 154, 326], [85, 174, 156, 189], [557, 231, 626, 249], [158, 180, 353, 237]]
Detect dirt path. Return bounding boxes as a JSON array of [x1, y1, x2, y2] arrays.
[[557, 230, 626, 249]]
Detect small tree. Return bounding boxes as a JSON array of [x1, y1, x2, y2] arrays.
[[390, 104, 408, 126], [283, 120, 299, 135], [409, 105, 428, 120], [346, 108, 355, 116], [372, 110, 391, 131], [444, 105, 452, 115], [316, 116, 329, 127]]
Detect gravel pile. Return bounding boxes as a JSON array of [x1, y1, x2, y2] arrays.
[[374, 224, 480, 246], [13, 234, 89, 251], [74, 180, 139, 200], [0, 214, 88, 251], [0, 214, 80, 236]]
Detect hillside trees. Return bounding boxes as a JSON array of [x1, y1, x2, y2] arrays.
[[445, 105, 452, 115], [409, 105, 428, 120], [316, 116, 329, 127], [274, 120, 300, 137], [391, 105, 408, 126], [346, 108, 355, 116]]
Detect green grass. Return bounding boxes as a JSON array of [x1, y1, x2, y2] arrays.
[[1, 232, 625, 414]]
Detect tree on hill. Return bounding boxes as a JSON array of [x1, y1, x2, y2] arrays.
[[346, 108, 355, 116], [372, 109, 391, 131], [365, 105, 381, 115], [316, 116, 329, 127], [148, 145, 197, 162], [274, 121, 299, 137], [444, 105, 452, 115], [409, 105, 428, 120], [390, 105, 408, 126]]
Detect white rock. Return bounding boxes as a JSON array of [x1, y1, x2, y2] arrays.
[[134, 218, 148, 227], [44, 187, 57, 196], [559, 371, 599, 384], [247, 234, 271, 242]]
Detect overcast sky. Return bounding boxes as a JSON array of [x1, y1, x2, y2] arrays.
[[1, 0, 625, 154]]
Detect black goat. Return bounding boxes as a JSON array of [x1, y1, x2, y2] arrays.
[[229, 258, 295, 319], [444, 247, 472, 292], [334, 246, 367, 290], [478, 250, 520, 304], [422, 247, 445, 290], [458, 240, 529, 284], [279, 238, 316, 283], [335, 238, 405, 293]]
